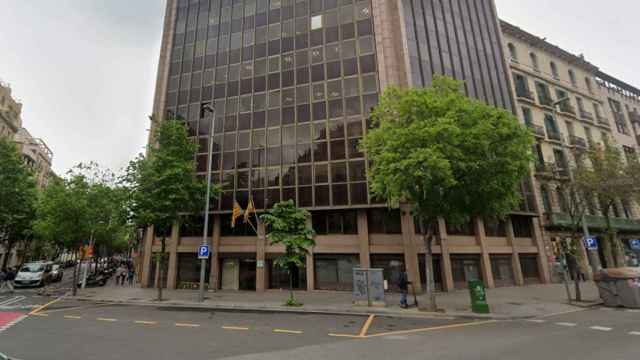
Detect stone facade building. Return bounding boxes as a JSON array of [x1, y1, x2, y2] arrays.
[[0, 80, 22, 140]]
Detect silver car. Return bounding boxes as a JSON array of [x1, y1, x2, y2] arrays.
[[14, 262, 53, 288], [50, 264, 64, 282]]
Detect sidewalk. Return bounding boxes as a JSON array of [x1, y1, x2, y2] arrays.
[[74, 282, 601, 320]]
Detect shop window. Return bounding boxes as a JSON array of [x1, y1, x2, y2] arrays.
[[520, 254, 541, 283], [314, 254, 359, 291], [490, 255, 515, 287]]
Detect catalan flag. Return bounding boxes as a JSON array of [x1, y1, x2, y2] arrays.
[[244, 197, 256, 223], [231, 201, 243, 228]]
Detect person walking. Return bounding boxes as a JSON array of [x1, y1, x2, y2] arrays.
[[5, 268, 15, 293], [119, 264, 128, 287], [127, 267, 135, 286], [398, 268, 410, 309], [115, 264, 124, 286]]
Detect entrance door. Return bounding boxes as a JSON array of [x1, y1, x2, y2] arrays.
[[451, 256, 481, 289], [239, 259, 256, 290], [221, 259, 239, 290]]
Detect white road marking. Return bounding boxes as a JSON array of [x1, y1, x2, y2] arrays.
[[0, 296, 26, 307], [629, 331, 640, 336], [555, 322, 577, 327], [626, 309, 640, 313], [0, 315, 28, 333], [526, 319, 546, 323], [589, 326, 612, 332], [273, 329, 304, 334]]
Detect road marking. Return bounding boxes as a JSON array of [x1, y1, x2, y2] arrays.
[[29, 296, 64, 315], [175, 323, 201, 328], [0, 314, 27, 333], [97, 318, 118, 322], [526, 319, 546, 323], [64, 315, 82, 320], [366, 320, 497, 338], [31, 313, 49, 317], [627, 309, 640, 313], [590, 326, 612, 332], [358, 315, 375, 337], [273, 329, 304, 334], [0, 296, 26, 307], [222, 326, 249, 331], [328, 333, 362, 338], [555, 322, 577, 327], [539, 308, 589, 318], [135, 320, 158, 325], [629, 331, 640, 336]]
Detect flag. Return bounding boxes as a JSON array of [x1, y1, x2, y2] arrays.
[[244, 197, 255, 223], [231, 201, 243, 228]]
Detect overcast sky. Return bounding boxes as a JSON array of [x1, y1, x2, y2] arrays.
[[0, 1, 638, 175]]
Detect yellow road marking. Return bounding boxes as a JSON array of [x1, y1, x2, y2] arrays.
[[64, 315, 82, 320], [365, 320, 497, 338], [175, 323, 201, 328], [97, 318, 117, 322], [358, 315, 375, 337], [29, 296, 65, 315], [273, 329, 303, 334], [135, 320, 158, 325], [222, 326, 249, 331]]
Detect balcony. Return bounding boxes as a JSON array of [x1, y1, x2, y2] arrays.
[[628, 111, 640, 124], [596, 115, 610, 127], [569, 135, 587, 149], [535, 162, 554, 177], [557, 102, 577, 116], [538, 95, 554, 108], [546, 130, 564, 143], [545, 212, 640, 232], [526, 123, 546, 138], [516, 88, 535, 102], [579, 109, 594, 122]]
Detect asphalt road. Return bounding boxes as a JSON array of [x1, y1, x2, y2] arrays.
[[0, 297, 639, 360]]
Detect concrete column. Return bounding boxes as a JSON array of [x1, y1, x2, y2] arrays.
[[506, 217, 525, 286], [209, 214, 221, 290], [141, 225, 154, 288], [256, 221, 266, 292], [475, 218, 495, 289], [531, 217, 552, 283], [357, 210, 370, 269], [437, 218, 455, 292], [166, 223, 180, 290], [306, 217, 315, 291], [400, 205, 422, 293]]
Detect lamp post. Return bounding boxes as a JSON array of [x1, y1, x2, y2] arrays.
[[199, 103, 215, 302], [552, 97, 600, 277]]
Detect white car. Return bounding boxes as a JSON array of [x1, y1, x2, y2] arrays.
[[14, 262, 53, 288]]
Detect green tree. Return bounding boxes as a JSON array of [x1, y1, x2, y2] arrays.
[[361, 77, 533, 311], [122, 119, 218, 301], [260, 200, 315, 306], [574, 142, 639, 267], [35, 175, 93, 296], [0, 137, 38, 270]]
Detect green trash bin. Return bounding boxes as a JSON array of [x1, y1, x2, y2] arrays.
[[468, 280, 490, 314]]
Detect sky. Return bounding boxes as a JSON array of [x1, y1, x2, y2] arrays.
[[0, 0, 638, 175]]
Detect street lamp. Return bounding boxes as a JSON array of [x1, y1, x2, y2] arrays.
[[199, 103, 215, 303], [552, 97, 600, 276]]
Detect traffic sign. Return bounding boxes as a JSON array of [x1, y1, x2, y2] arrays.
[[198, 245, 210, 259], [584, 237, 598, 251], [630, 239, 640, 251]]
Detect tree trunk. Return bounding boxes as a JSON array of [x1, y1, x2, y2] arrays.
[[1, 240, 15, 271], [157, 237, 166, 301], [72, 251, 80, 296], [419, 218, 438, 312], [289, 266, 294, 304]]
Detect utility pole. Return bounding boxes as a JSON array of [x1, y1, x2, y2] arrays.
[[199, 103, 215, 302]]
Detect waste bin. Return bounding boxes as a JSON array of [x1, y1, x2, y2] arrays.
[[594, 267, 640, 309]]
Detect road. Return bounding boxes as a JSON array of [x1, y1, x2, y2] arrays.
[[0, 294, 639, 360]]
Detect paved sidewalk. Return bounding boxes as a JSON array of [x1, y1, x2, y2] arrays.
[[73, 282, 601, 320]]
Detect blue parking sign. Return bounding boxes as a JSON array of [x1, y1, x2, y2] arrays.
[[198, 245, 210, 259], [630, 239, 640, 251], [584, 237, 598, 251]]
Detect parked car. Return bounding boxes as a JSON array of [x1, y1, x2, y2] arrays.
[[50, 263, 64, 282], [14, 262, 53, 288]]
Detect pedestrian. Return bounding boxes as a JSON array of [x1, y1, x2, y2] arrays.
[[5, 268, 15, 293], [0, 269, 7, 293], [118, 264, 128, 287], [127, 267, 135, 286], [398, 267, 410, 309], [115, 264, 124, 286]]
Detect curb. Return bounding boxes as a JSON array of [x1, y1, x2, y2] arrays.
[[68, 296, 533, 320]]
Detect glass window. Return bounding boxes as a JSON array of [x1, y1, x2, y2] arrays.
[[311, 15, 323, 30]]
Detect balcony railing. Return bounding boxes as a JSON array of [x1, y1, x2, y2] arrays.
[[546, 212, 640, 232], [557, 102, 576, 115], [579, 109, 594, 121], [613, 111, 627, 124], [535, 162, 554, 175], [628, 111, 640, 124], [554, 165, 570, 179], [526, 123, 546, 138], [546, 130, 564, 143], [596, 115, 610, 127], [569, 135, 587, 149], [516, 88, 535, 101]]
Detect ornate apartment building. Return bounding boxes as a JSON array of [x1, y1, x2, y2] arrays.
[[0, 80, 22, 140], [143, 0, 551, 293], [501, 21, 640, 274]]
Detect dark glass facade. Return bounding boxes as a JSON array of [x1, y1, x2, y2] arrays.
[[165, 0, 379, 212], [401, 0, 513, 111]]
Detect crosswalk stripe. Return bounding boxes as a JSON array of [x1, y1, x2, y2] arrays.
[[590, 326, 612, 332]]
